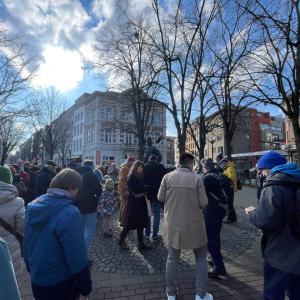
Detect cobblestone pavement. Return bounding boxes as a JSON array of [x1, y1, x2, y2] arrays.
[[19, 186, 265, 300]]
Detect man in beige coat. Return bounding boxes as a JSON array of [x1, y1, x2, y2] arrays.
[[158, 153, 213, 300]]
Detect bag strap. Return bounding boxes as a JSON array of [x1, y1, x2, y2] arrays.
[[0, 217, 23, 256]]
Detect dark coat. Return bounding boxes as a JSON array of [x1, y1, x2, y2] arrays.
[[143, 161, 166, 202], [34, 167, 55, 198], [124, 174, 149, 230], [26, 172, 38, 205], [75, 166, 102, 214], [202, 169, 227, 221], [249, 172, 300, 275]]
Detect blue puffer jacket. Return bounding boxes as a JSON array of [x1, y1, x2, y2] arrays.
[[24, 188, 89, 286], [249, 163, 300, 275]]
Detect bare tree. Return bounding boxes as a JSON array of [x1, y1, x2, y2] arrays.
[[130, 0, 222, 155], [240, 0, 300, 162], [93, 19, 161, 160], [206, 1, 257, 159], [28, 88, 69, 160], [0, 30, 36, 124], [0, 118, 25, 165]]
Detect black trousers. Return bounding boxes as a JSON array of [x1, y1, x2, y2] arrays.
[[227, 194, 237, 221], [120, 227, 144, 243], [32, 277, 79, 300]]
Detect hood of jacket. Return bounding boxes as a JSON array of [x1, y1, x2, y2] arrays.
[[26, 188, 73, 228], [225, 161, 236, 169], [270, 162, 300, 179], [0, 181, 18, 204], [267, 162, 300, 184]]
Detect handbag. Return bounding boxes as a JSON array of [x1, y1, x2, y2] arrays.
[[0, 217, 23, 257]]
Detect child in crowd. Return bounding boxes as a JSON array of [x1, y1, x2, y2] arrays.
[[99, 179, 118, 237]]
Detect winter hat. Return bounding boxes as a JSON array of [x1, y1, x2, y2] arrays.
[[257, 151, 286, 170], [0, 166, 13, 184], [201, 158, 215, 170], [104, 178, 114, 190], [50, 168, 82, 191]]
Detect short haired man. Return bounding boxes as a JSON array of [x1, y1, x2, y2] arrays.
[[34, 160, 57, 198], [158, 153, 213, 300], [143, 155, 166, 241], [201, 159, 228, 278], [24, 168, 92, 300], [76, 160, 102, 257]]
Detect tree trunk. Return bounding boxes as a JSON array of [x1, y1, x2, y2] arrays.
[[291, 118, 300, 166], [224, 128, 232, 160], [0, 155, 6, 165], [1, 146, 8, 165], [177, 134, 186, 156]]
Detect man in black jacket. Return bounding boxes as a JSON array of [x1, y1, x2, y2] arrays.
[[143, 155, 166, 241], [76, 160, 102, 253], [34, 161, 56, 198], [201, 158, 228, 278]]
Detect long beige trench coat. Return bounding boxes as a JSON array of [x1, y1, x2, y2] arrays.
[[158, 167, 208, 250]]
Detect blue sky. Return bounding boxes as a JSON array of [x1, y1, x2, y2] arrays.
[[0, 0, 283, 136]]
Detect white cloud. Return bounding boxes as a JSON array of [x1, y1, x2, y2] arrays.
[[33, 46, 84, 92], [93, 0, 114, 19]]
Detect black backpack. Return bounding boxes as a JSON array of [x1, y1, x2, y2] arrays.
[[263, 181, 300, 240], [207, 173, 234, 211]]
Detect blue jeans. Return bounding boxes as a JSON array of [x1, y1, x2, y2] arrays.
[[206, 218, 226, 273], [82, 212, 97, 252], [145, 202, 161, 237], [264, 260, 300, 300]]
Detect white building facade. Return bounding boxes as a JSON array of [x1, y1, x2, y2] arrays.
[[54, 91, 167, 167]]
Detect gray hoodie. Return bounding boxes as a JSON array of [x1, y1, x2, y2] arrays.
[[0, 181, 25, 277]]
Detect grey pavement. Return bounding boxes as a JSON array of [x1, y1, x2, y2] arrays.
[[19, 186, 265, 299]]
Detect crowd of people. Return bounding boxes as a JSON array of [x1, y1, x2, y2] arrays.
[[0, 148, 299, 300]]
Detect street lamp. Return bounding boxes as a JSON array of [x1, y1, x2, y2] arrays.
[[207, 135, 216, 161]]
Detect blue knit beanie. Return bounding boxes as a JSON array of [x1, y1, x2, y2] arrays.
[[257, 151, 286, 170]]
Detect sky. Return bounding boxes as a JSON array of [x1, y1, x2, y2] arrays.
[[0, 0, 283, 137]]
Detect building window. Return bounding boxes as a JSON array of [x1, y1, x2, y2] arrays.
[[106, 107, 113, 121], [217, 146, 223, 155], [153, 114, 161, 126], [120, 132, 125, 143], [101, 128, 116, 143], [126, 133, 135, 144], [91, 128, 95, 144]]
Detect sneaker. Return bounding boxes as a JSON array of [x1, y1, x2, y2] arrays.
[[152, 235, 162, 242], [167, 295, 176, 300], [195, 293, 213, 300], [144, 235, 150, 240], [206, 257, 214, 267]]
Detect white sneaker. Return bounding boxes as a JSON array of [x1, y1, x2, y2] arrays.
[[195, 293, 214, 300], [167, 295, 176, 300]]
